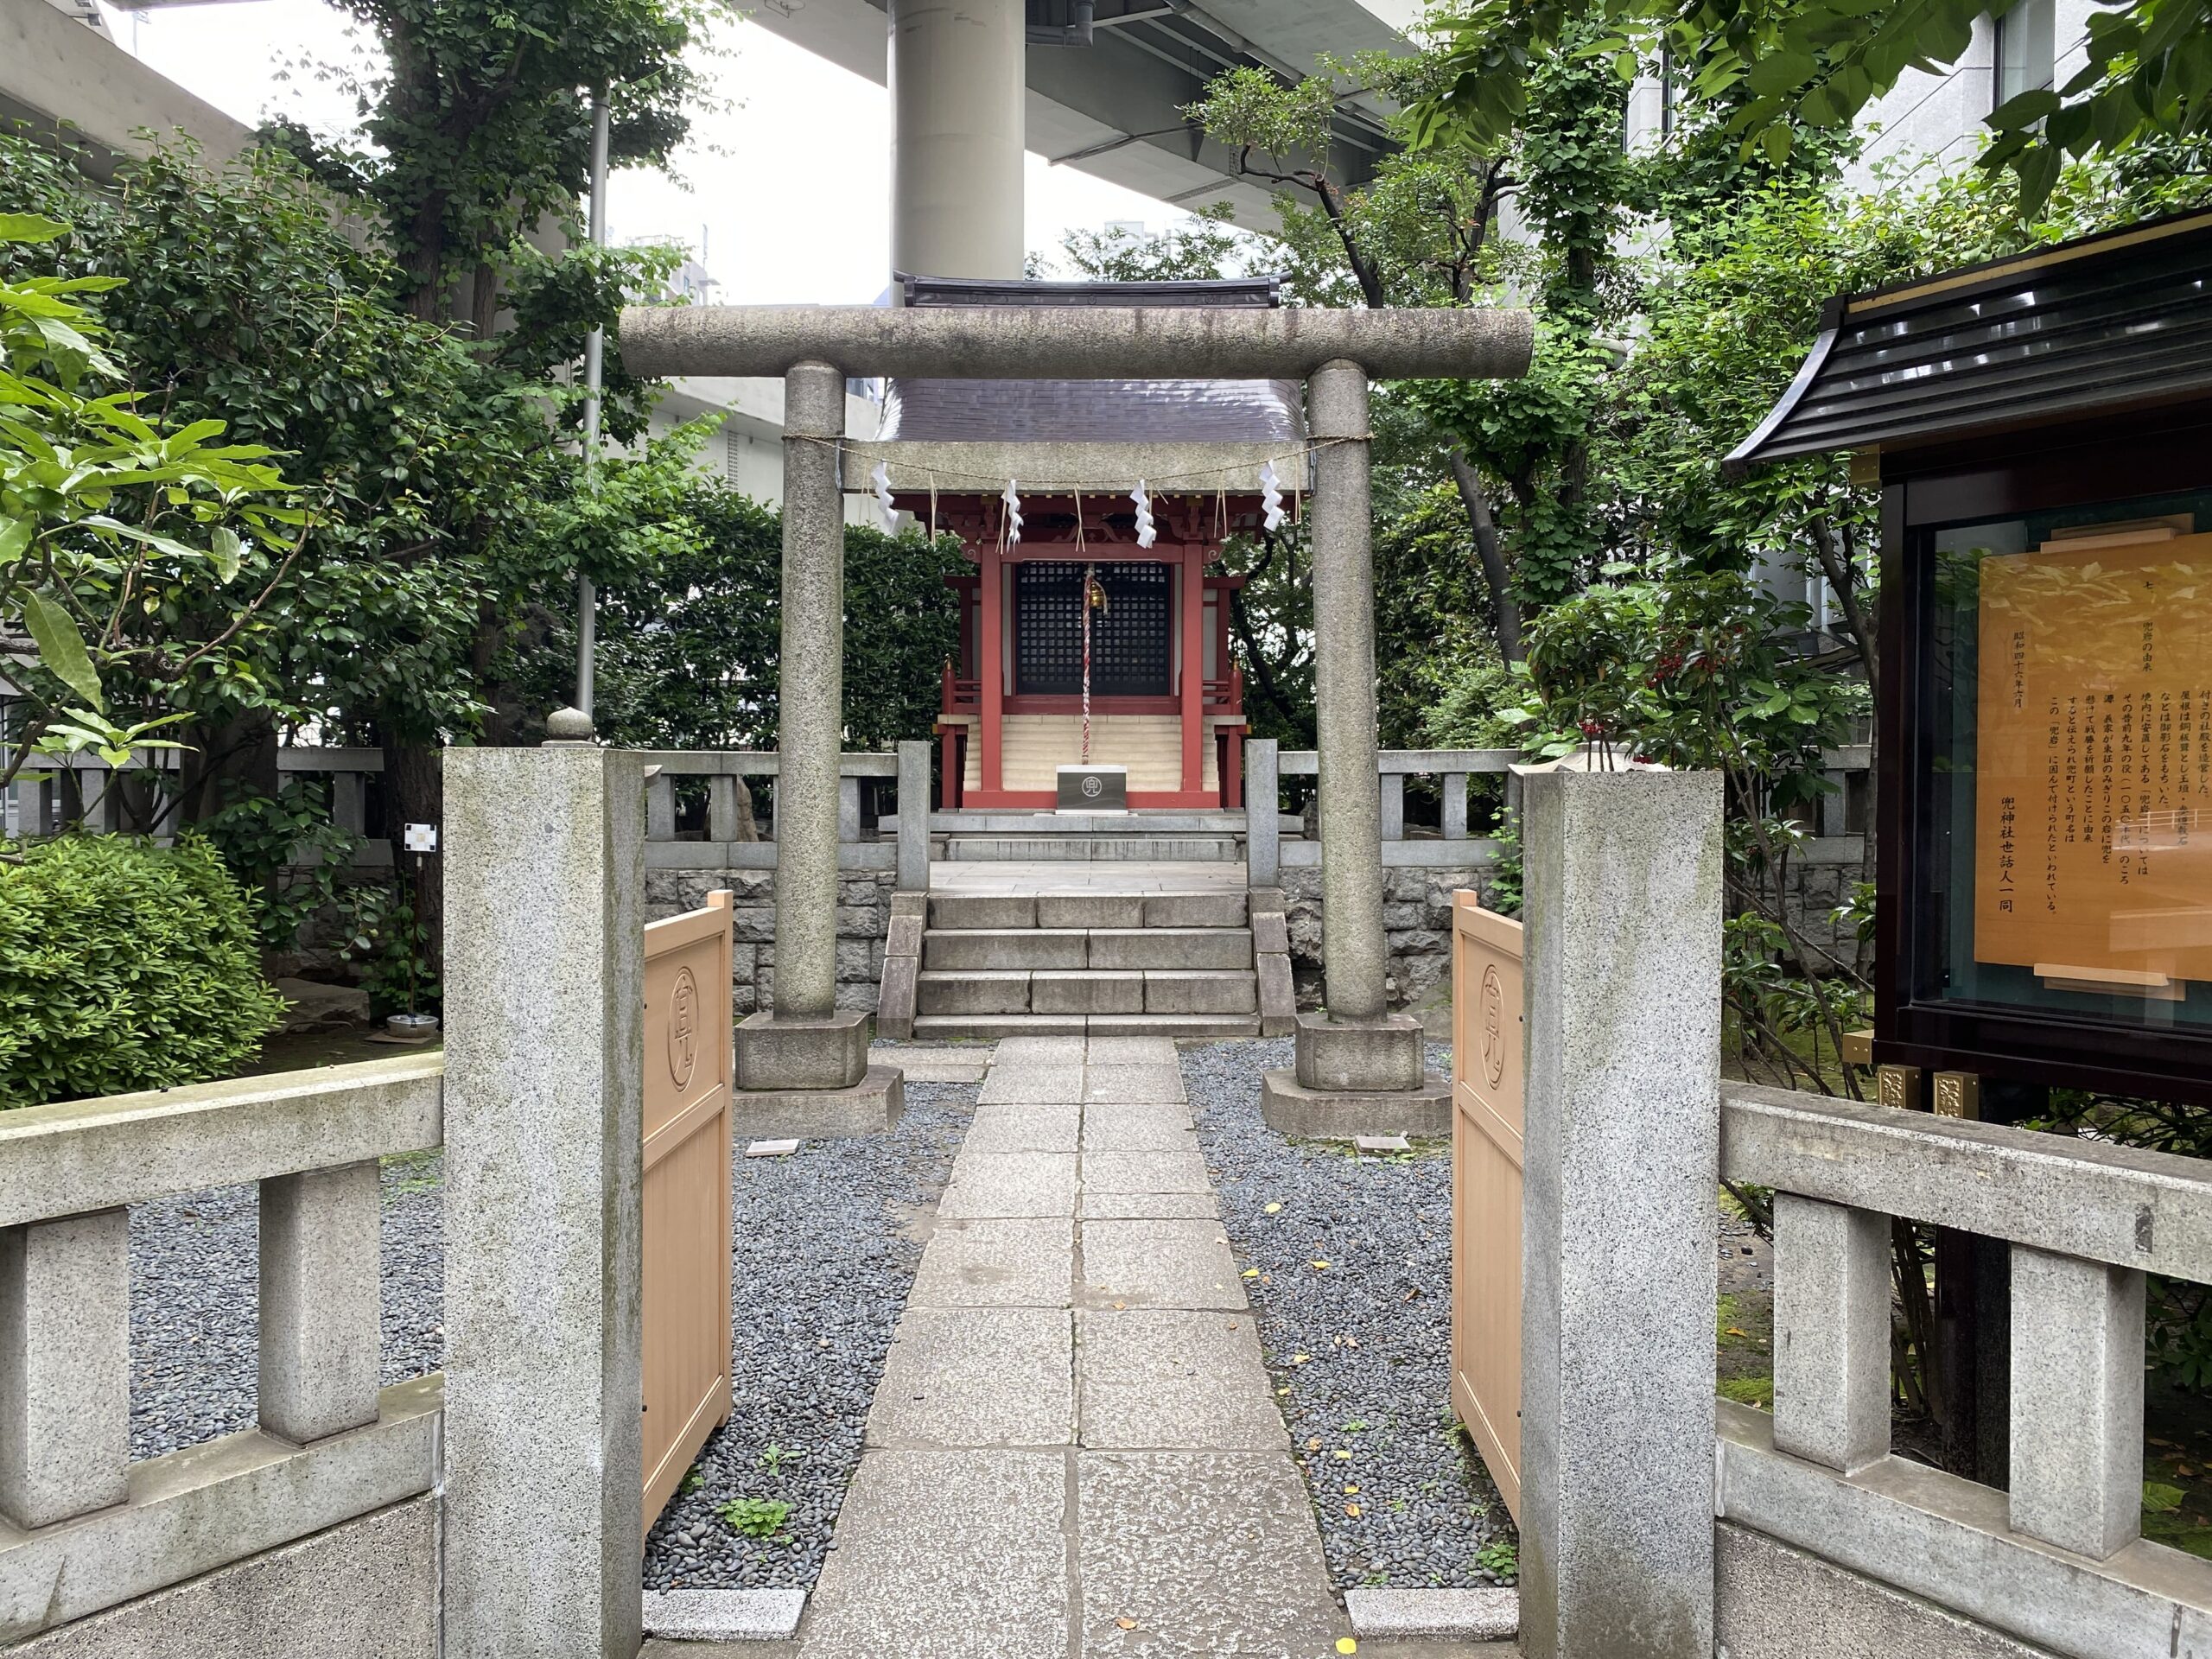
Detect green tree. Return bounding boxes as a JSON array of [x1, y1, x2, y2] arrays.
[[1408, 0, 2212, 213], [551, 478, 966, 755], [0, 209, 306, 794]]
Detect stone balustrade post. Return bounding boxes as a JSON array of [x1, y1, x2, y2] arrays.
[[708, 773, 741, 843], [0, 1209, 129, 1530], [1245, 738, 1279, 889], [645, 772, 676, 842], [1519, 766, 1722, 1659], [1377, 771, 1405, 843], [896, 740, 931, 892], [1771, 1193, 1890, 1474], [1441, 772, 1469, 841], [258, 1160, 383, 1444], [2009, 1246, 2145, 1560], [332, 771, 366, 839], [442, 742, 645, 1659]]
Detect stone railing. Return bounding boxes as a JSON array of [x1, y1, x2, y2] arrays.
[[637, 747, 925, 883], [1712, 1083, 2212, 1658], [0, 1055, 445, 1647], [1251, 743, 1516, 881], [4, 747, 391, 865]]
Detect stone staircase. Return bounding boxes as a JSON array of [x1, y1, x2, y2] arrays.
[[909, 890, 1263, 1039]]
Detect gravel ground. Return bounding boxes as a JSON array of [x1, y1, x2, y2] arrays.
[[642, 1077, 970, 1592], [125, 1077, 966, 1599], [128, 1151, 446, 1461], [1180, 1038, 1516, 1592]]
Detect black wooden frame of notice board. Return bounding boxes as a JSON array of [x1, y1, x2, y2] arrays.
[[1876, 404, 2212, 1105]]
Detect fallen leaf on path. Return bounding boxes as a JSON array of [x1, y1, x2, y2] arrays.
[[1344, 1503, 1362, 1517], [1264, 1202, 1282, 1214], [1292, 1353, 1312, 1364], [1311, 1260, 1331, 1270], [1116, 1616, 1136, 1630]]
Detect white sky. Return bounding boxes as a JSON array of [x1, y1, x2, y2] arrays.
[[98, 0, 1179, 302]]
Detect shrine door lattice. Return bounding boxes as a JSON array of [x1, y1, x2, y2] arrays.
[[1451, 892, 1525, 1521], [1013, 561, 1172, 696], [642, 889, 734, 1530]]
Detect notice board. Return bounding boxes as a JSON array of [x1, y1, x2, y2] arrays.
[[1974, 526, 2212, 989]]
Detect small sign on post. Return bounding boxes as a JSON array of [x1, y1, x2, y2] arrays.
[[402, 823, 439, 855]]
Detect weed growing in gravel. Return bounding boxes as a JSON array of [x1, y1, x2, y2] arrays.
[[717, 1497, 793, 1541], [1476, 1538, 1519, 1580], [679, 1468, 704, 1497], [758, 1443, 803, 1476]]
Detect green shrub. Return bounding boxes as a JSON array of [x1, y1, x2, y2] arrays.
[[0, 834, 286, 1109]]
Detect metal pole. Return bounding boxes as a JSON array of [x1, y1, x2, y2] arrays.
[[575, 92, 611, 720]]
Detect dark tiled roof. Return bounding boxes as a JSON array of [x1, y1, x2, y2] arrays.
[[1728, 210, 2212, 469], [878, 274, 1306, 444]]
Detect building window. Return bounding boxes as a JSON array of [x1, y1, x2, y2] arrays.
[[1993, 0, 2056, 109]]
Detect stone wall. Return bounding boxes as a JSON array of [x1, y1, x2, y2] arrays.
[[645, 868, 896, 1014], [1280, 864, 1497, 1014], [1777, 836, 1868, 963]]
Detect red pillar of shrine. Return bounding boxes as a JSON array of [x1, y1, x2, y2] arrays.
[[1179, 548, 1205, 797], [978, 540, 1004, 796]]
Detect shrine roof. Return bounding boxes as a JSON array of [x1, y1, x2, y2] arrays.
[[1726, 208, 2212, 472], [875, 272, 1306, 448]]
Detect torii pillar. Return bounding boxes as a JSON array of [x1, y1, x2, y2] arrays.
[[618, 304, 1534, 1130]]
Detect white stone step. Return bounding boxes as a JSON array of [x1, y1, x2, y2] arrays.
[[914, 971, 1033, 1015], [911, 1011, 1259, 1040], [1086, 927, 1254, 972]]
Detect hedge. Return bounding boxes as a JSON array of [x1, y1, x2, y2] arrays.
[[0, 834, 286, 1109]]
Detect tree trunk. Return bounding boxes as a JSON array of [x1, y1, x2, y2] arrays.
[[1446, 448, 1523, 662], [175, 711, 280, 832], [380, 736, 445, 976]]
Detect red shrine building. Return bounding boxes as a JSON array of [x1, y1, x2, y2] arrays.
[[846, 274, 1306, 811]]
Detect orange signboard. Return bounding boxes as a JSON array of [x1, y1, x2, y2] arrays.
[[1974, 527, 2212, 990]]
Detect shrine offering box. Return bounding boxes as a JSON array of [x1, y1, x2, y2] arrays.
[[1727, 209, 2212, 1100]]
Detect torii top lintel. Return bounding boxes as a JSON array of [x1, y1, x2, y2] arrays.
[[618, 304, 1536, 385]]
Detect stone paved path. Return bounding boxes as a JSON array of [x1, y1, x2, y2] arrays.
[[792, 1033, 1357, 1659]]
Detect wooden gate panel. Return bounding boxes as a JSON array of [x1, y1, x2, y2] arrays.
[[642, 891, 734, 1529], [1452, 892, 1525, 1521]]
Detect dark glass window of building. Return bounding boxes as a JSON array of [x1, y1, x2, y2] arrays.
[[1994, 0, 2056, 110]]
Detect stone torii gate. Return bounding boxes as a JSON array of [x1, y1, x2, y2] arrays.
[[620, 302, 1533, 1118]]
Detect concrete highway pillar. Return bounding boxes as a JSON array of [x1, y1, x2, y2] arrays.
[[889, 0, 1026, 280], [1260, 360, 1446, 1135]]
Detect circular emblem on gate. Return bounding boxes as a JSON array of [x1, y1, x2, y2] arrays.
[[667, 965, 700, 1089], [1081, 773, 1103, 798], [1479, 963, 1507, 1090]]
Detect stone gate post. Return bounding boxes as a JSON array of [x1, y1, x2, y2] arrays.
[[442, 742, 646, 1659], [1517, 766, 1723, 1659], [732, 361, 900, 1130], [1261, 360, 1448, 1135]]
